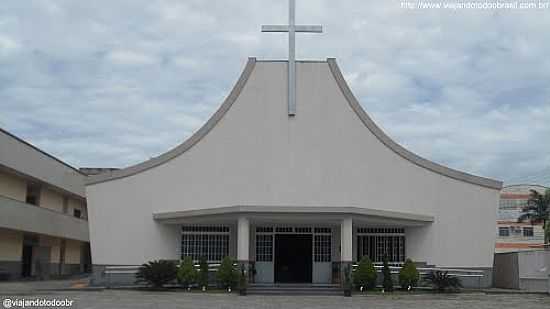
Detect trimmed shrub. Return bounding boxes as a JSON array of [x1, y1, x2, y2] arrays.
[[398, 259, 419, 289], [198, 256, 209, 289], [238, 264, 248, 295], [353, 256, 377, 290], [216, 256, 238, 289], [426, 271, 462, 292], [382, 256, 394, 292], [177, 256, 197, 288], [135, 260, 177, 289]]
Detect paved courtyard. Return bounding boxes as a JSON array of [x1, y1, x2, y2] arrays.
[[1, 289, 549, 309]]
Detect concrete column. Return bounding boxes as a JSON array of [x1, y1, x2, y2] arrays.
[[340, 217, 353, 262], [237, 217, 250, 262]]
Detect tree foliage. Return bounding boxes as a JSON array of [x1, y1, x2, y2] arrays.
[[353, 256, 377, 290], [177, 256, 197, 288], [518, 189, 550, 244], [216, 256, 238, 289], [135, 260, 177, 288], [398, 259, 420, 289]]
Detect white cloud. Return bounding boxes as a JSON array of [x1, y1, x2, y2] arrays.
[[0, 0, 549, 185], [0, 34, 19, 53], [106, 50, 158, 66]]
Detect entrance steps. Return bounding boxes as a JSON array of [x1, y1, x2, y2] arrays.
[[248, 283, 343, 296]]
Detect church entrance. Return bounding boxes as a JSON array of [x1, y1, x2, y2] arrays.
[[274, 234, 312, 283]]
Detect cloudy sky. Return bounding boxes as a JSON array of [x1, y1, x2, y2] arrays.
[[1, 0, 549, 186]]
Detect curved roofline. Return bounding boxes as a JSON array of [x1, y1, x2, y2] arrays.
[[327, 58, 503, 190], [86, 57, 257, 185], [87, 57, 502, 190]]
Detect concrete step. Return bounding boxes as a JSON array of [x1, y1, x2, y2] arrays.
[[248, 284, 343, 296]]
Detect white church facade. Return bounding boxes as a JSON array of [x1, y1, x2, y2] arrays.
[[86, 58, 502, 287]]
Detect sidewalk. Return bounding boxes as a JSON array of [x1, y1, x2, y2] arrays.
[[0, 276, 95, 295]]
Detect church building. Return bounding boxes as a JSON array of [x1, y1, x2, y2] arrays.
[[85, 0, 502, 288], [86, 58, 502, 287]]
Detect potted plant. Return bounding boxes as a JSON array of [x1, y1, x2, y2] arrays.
[[216, 256, 238, 292], [198, 256, 209, 291], [239, 264, 248, 296], [353, 256, 377, 291], [382, 255, 394, 292], [398, 259, 419, 291], [177, 256, 197, 291], [343, 264, 352, 297]]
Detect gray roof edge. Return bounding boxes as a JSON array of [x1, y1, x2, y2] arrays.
[[0, 127, 84, 175], [327, 58, 503, 190], [153, 205, 434, 222], [86, 58, 257, 185]]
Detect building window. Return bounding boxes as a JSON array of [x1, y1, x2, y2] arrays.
[[181, 226, 229, 262], [498, 227, 510, 237], [357, 228, 405, 263], [523, 227, 534, 237], [255, 234, 273, 262], [25, 184, 40, 206], [314, 234, 331, 262], [73, 209, 82, 218]]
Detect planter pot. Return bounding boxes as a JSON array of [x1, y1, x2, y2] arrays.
[[344, 289, 352, 297]]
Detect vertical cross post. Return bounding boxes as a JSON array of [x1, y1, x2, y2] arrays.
[[288, 0, 296, 115], [262, 0, 322, 116]]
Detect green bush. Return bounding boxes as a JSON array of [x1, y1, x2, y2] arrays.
[[177, 257, 197, 288], [216, 256, 238, 289], [382, 256, 394, 292], [198, 256, 209, 289], [398, 259, 419, 289], [135, 260, 177, 289], [426, 271, 462, 292], [353, 256, 377, 290]]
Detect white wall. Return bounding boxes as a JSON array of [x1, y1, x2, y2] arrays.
[[0, 170, 26, 202], [0, 228, 22, 261], [87, 61, 499, 267]]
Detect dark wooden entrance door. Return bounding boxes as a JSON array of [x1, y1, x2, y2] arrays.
[[274, 234, 312, 283]]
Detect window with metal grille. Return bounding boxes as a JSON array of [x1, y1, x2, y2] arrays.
[[181, 226, 229, 262], [275, 227, 293, 233], [523, 227, 534, 237], [314, 227, 331, 234], [256, 227, 273, 233], [357, 229, 405, 263], [255, 234, 273, 262], [314, 234, 331, 262]]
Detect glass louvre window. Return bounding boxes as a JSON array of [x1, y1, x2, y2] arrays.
[[357, 228, 405, 263], [523, 227, 534, 237], [255, 234, 273, 262], [314, 234, 331, 262], [498, 227, 510, 237], [181, 226, 229, 262]]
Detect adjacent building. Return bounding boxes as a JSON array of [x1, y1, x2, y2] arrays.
[[0, 128, 90, 280], [86, 58, 503, 287], [496, 184, 548, 253]]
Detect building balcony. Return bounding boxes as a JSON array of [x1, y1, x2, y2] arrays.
[[0, 195, 89, 242]]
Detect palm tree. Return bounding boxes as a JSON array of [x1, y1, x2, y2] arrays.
[[518, 189, 550, 244]]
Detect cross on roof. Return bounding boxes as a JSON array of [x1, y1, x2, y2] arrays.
[[262, 0, 323, 116]]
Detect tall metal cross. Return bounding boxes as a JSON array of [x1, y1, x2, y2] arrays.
[[262, 0, 322, 116]]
